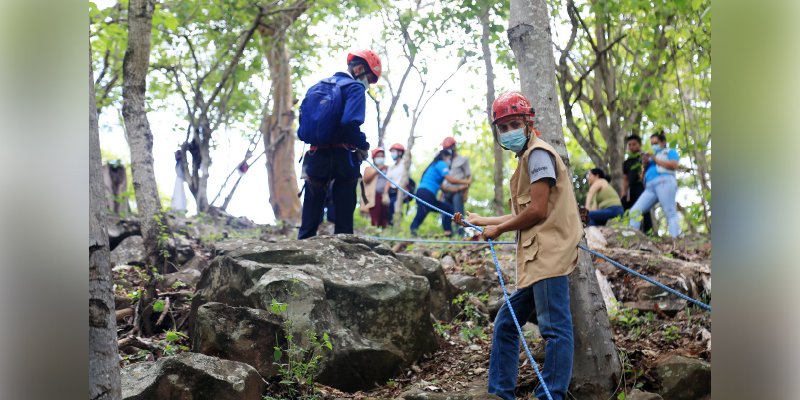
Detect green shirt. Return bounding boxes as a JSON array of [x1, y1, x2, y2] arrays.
[[594, 183, 622, 209]]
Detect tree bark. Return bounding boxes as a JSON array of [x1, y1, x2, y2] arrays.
[[480, 5, 505, 216], [90, 48, 122, 400], [508, 0, 622, 398], [262, 39, 301, 224], [122, 0, 164, 268]]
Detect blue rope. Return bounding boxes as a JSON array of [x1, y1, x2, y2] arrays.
[[364, 159, 554, 400], [578, 244, 711, 311], [364, 235, 516, 245]]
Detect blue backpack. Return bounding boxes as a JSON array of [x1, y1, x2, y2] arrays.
[[297, 77, 357, 145]]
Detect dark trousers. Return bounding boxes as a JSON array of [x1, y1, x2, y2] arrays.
[[624, 184, 652, 233], [298, 149, 359, 239], [387, 189, 398, 226], [409, 188, 453, 235]]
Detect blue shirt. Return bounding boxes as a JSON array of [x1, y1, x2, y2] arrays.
[[330, 72, 369, 150], [418, 160, 450, 194], [644, 148, 679, 183]]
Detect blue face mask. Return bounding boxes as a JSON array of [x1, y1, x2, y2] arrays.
[[499, 128, 528, 153], [651, 144, 662, 153]]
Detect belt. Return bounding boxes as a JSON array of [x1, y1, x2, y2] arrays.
[[309, 143, 351, 151]]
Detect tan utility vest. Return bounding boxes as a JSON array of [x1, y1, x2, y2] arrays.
[[510, 136, 584, 289]]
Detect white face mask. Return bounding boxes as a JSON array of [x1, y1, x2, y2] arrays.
[[390, 151, 400, 161], [374, 157, 385, 166], [358, 76, 369, 88]]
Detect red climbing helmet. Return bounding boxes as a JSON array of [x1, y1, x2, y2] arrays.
[[389, 143, 405, 152], [441, 136, 456, 149], [347, 49, 382, 83], [371, 147, 385, 158], [492, 91, 534, 124]]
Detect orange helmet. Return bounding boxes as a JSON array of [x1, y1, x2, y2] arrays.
[[492, 92, 534, 124], [442, 136, 456, 149], [389, 143, 405, 152], [371, 147, 385, 158], [347, 49, 382, 83]]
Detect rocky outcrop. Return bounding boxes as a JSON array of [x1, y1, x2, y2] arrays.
[[397, 254, 460, 321], [192, 302, 287, 378], [121, 352, 265, 400], [190, 235, 437, 392], [652, 354, 711, 400]]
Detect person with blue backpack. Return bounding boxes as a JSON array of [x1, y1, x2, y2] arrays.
[[296, 49, 382, 239]]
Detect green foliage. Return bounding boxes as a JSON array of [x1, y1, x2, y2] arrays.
[[267, 298, 331, 399], [152, 299, 165, 313], [662, 324, 681, 343], [451, 292, 489, 343]]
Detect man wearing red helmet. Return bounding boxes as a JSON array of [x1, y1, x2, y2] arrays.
[[298, 50, 382, 239], [454, 92, 583, 400]]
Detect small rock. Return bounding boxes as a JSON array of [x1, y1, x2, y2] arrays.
[[626, 389, 663, 400], [440, 255, 456, 269], [652, 354, 710, 400], [121, 352, 265, 400], [468, 344, 481, 352], [110, 236, 146, 266]]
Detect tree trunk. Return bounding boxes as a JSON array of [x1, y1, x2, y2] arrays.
[[480, 6, 505, 215], [508, 0, 622, 398], [122, 0, 163, 268], [262, 39, 301, 224], [90, 49, 122, 400]]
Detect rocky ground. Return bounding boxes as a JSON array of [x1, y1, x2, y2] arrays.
[[109, 209, 710, 400]]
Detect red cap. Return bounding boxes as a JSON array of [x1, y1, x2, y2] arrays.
[[442, 136, 456, 149], [371, 147, 385, 158]]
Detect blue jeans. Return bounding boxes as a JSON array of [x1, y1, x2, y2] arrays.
[[588, 205, 624, 226], [443, 191, 465, 236], [629, 175, 681, 237], [409, 188, 453, 235], [488, 276, 573, 400]]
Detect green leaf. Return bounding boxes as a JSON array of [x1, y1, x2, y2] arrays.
[[273, 347, 283, 362], [152, 299, 165, 313]]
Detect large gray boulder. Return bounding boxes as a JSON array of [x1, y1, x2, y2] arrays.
[[121, 352, 265, 400], [192, 302, 287, 378], [397, 253, 460, 321], [652, 354, 711, 400], [191, 235, 437, 392]]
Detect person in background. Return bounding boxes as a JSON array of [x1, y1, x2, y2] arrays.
[[440, 136, 471, 237], [297, 49, 381, 239], [361, 148, 389, 228], [629, 131, 682, 237], [410, 148, 471, 236], [385, 143, 406, 226], [621, 135, 652, 233], [584, 168, 624, 226], [455, 91, 583, 400]]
